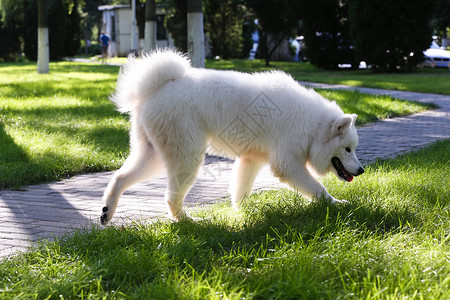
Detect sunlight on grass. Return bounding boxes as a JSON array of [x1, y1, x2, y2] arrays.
[[0, 62, 127, 188], [0, 140, 448, 299], [206, 59, 450, 95], [318, 89, 435, 125], [0, 61, 437, 188], [340, 79, 364, 86]]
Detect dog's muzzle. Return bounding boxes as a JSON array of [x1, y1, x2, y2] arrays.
[[332, 157, 364, 182]]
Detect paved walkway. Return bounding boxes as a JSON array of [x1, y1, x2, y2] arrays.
[[1, 84, 449, 259]]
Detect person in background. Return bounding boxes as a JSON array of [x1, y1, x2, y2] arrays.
[[99, 31, 110, 64]]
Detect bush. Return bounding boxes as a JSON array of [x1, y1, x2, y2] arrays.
[[0, 0, 24, 61], [165, 0, 188, 52], [204, 0, 245, 59], [0, 0, 82, 61], [300, 0, 357, 70], [348, 0, 435, 72], [0, 20, 21, 61]]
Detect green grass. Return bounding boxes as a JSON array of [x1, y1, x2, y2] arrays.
[[1, 140, 449, 299], [0, 62, 435, 189], [0, 62, 129, 189], [76, 56, 450, 94], [206, 59, 450, 95]]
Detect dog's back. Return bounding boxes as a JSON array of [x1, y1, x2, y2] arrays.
[[112, 49, 191, 114]]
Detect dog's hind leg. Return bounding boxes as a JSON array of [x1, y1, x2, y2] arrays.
[[163, 146, 206, 221], [100, 138, 164, 225], [230, 157, 265, 208]]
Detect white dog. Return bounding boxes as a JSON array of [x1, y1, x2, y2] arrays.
[[100, 49, 364, 225]]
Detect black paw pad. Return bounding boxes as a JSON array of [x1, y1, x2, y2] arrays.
[[100, 207, 109, 225]]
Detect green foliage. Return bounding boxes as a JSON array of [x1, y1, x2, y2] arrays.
[[165, 0, 188, 52], [433, 0, 450, 42], [204, 0, 245, 59], [80, 0, 108, 42], [64, 0, 82, 57], [0, 140, 449, 298], [0, 0, 83, 61], [246, 0, 300, 66], [300, 0, 356, 70], [168, 0, 255, 59], [348, 0, 435, 72], [0, 1, 22, 61]]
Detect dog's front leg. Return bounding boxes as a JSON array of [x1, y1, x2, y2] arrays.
[[272, 162, 342, 203]]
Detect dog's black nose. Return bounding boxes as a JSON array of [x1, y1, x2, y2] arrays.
[[357, 167, 364, 175]]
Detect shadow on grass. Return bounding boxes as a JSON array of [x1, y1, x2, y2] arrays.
[[40, 195, 417, 298], [175, 196, 415, 253], [0, 122, 34, 189], [9, 139, 448, 297], [65, 194, 415, 261], [0, 102, 129, 188]]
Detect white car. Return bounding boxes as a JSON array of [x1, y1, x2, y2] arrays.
[[423, 41, 450, 68]]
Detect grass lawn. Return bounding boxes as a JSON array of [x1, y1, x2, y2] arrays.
[[0, 140, 448, 299], [0, 62, 128, 189], [206, 59, 450, 95], [0, 61, 434, 189], [75, 55, 450, 95]]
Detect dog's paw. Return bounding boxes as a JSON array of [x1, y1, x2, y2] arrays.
[[170, 208, 197, 222], [100, 206, 110, 225], [330, 197, 349, 205]]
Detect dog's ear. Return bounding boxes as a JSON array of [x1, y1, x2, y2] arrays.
[[332, 115, 352, 136]]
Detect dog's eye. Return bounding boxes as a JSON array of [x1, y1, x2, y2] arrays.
[[345, 147, 351, 153]]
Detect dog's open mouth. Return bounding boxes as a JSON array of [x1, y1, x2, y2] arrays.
[[332, 157, 353, 182]]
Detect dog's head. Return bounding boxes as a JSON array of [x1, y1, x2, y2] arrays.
[[309, 113, 364, 181], [328, 114, 364, 181]]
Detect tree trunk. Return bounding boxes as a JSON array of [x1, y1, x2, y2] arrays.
[[187, 0, 204, 68], [37, 0, 49, 74], [130, 0, 138, 51], [144, 0, 157, 51]]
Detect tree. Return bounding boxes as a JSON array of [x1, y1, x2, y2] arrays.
[[166, 0, 188, 52], [0, 0, 23, 60], [1, 0, 83, 61], [348, 0, 435, 72], [433, 0, 450, 47], [246, 0, 300, 66], [187, 0, 204, 67], [204, 0, 244, 59], [37, 0, 49, 73], [80, 0, 107, 53], [64, 0, 82, 57], [144, 0, 157, 51], [24, 0, 74, 61], [300, 0, 356, 69]]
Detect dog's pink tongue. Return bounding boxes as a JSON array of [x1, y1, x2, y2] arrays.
[[347, 175, 353, 182]]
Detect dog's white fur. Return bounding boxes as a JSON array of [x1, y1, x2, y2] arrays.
[[100, 49, 364, 224]]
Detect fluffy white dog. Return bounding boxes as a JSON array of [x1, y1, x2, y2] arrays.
[[100, 49, 364, 225]]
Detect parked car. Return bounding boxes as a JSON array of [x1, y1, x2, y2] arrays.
[[422, 41, 450, 68]]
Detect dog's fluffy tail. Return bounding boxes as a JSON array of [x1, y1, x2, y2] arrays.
[[111, 49, 191, 113]]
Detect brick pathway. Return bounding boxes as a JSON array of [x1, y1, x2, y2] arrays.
[[1, 84, 449, 259]]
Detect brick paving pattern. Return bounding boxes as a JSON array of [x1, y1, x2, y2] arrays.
[[1, 83, 449, 259]]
